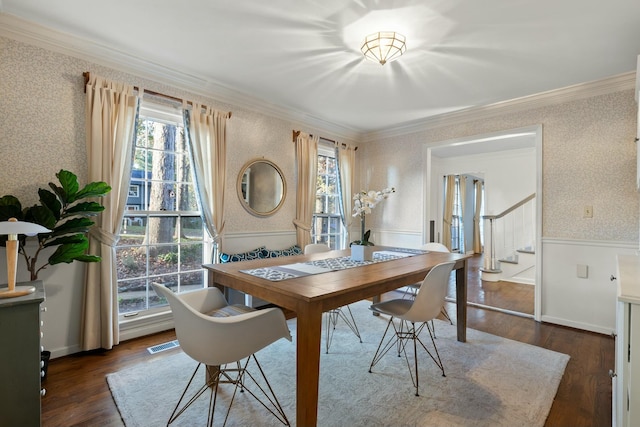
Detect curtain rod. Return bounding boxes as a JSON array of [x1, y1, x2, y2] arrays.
[[83, 72, 231, 118], [292, 130, 357, 150]]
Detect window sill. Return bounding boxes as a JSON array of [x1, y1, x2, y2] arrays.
[[119, 308, 175, 342]]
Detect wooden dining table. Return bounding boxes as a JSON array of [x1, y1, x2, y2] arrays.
[[204, 246, 470, 427]]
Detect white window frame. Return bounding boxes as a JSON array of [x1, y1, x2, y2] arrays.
[[312, 142, 347, 249], [117, 101, 212, 326]]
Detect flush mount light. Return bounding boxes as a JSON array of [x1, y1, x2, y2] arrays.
[[361, 31, 407, 65]]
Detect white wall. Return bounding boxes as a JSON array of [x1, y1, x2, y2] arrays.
[[541, 239, 638, 334], [360, 83, 638, 334]]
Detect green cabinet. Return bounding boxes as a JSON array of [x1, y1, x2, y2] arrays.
[[0, 281, 45, 426]]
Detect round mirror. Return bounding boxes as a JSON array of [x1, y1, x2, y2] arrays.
[[237, 159, 286, 217]]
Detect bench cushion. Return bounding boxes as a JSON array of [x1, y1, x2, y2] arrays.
[[262, 245, 303, 258], [219, 246, 266, 263]]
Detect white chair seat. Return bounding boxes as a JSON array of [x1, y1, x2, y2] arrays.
[[369, 299, 413, 317], [153, 284, 292, 426], [368, 261, 455, 396]]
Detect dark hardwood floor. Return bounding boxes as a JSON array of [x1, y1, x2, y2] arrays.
[[41, 255, 613, 426]]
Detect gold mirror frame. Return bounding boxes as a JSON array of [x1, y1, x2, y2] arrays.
[[236, 158, 286, 217]]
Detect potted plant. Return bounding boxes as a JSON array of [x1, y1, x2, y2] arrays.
[[350, 187, 395, 261], [0, 169, 110, 379], [0, 169, 111, 281]]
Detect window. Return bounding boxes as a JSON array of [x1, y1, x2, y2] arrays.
[[128, 185, 139, 198], [448, 175, 464, 253], [116, 102, 207, 318], [312, 143, 346, 249]]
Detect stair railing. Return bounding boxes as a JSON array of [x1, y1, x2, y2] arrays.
[[482, 193, 536, 272]]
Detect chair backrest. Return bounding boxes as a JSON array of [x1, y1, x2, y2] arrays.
[[421, 242, 450, 253], [403, 261, 455, 323], [152, 283, 291, 366], [304, 243, 330, 254]]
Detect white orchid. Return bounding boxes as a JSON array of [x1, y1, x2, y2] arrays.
[[353, 187, 395, 217], [351, 187, 395, 246]]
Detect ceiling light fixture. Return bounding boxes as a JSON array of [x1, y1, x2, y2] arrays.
[[361, 31, 407, 65]]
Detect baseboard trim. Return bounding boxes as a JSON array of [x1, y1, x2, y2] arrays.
[[540, 315, 614, 335]]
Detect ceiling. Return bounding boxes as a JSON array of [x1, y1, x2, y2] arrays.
[[2, 0, 640, 136]]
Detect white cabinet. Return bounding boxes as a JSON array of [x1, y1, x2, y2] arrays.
[[636, 55, 639, 189], [614, 255, 640, 427]]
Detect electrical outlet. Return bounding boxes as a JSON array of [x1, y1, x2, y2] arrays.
[[583, 206, 593, 218]]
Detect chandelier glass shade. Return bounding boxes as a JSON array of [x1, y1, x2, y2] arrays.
[[361, 31, 407, 65]]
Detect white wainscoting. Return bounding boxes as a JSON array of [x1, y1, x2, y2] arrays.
[[541, 238, 638, 334], [370, 229, 424, 249], [365, 231, 639, 335], [221, 230, 298, 254]]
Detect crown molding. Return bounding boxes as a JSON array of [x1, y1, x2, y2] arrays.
[[0, 13, 362, 141], [1, 12, 634, 144], [363, 72, 636, 142]]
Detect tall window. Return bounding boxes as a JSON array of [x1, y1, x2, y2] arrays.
[[116, 102, 206, 318], [312, 143, 346, 249], [450, 176, 464, 253]]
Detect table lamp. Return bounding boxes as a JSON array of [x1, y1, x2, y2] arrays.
[[0, 217, 51, 298]]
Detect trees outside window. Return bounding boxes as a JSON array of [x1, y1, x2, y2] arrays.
[[116, 103, 206, 317], [312, 144, 346, 249]]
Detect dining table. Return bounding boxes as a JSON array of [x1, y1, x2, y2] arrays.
[[204, 246, 470, 427]]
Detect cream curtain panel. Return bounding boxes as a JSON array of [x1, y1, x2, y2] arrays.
[[459, 175, 467, 253], [473, 180, 483, 254], [293, 132, 318, 248], [442, 175, 456, 251], [82, 75, 139, 351], [183, 104, 230, 263], [336, 142, 356, 248]]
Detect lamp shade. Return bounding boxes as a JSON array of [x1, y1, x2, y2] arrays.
[[361, 31, 407, 65], [0, 219, 51, 237]]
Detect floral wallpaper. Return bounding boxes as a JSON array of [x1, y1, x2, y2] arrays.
[[0, 36, 358, 237], [362, 90, 639, 242], [1, 34, 637, 245]]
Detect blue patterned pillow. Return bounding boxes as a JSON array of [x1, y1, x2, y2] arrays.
[[219, 246, 266, 263], [262, 245, 303, 258]]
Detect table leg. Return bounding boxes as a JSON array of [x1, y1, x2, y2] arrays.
[[296, 304, 323, 427], [371, 295, 380, 316], [455, 259, 468, 342]]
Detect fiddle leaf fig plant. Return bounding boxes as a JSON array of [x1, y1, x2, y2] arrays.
[[0, 169, 111, 280]]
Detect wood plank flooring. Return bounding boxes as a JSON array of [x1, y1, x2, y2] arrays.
[[41, 255, 613, 427]]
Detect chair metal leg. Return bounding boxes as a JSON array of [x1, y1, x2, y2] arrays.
[[369, 317, 446, 397], [166, 356, 290, 427], [325, 305, 362, 353], [441, 306, 453, 325]]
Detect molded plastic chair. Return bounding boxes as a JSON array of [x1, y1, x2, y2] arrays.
[[368, 261, 456, 396], [303, 243, 362, 353], [403, 243, 453, 325], [152, 283, 292, 426]]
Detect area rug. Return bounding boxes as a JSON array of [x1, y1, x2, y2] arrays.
[[107, 300, 569, 426]]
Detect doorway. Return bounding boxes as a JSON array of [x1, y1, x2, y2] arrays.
[[424, 125, 542, 320]]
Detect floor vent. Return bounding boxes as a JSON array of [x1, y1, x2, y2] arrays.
[[147, 340, 180, 354]]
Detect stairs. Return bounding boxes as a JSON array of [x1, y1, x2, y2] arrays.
[[481, 246, 535, 284]]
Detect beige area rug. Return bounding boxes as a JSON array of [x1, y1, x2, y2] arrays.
[[107, 300, 569, 426]]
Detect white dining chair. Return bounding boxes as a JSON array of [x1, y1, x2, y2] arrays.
[[403, 243, 454, 325], [303, 243, 362, 353], [152, 283, 292, 426], [368, 261, 456, 396]]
